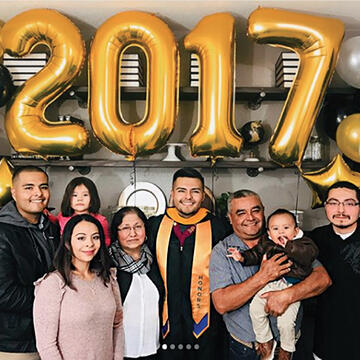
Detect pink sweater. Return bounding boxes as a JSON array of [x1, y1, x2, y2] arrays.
[[33, 269, 123, 360], [49, 212, 111, 247]]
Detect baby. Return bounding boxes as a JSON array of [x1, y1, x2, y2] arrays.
[[227, 209, 318, 360]]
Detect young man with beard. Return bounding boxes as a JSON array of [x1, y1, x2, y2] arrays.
[[210, 190, 331, 360], [147, 167, 232, 360], [0, 166, 59, 360], [309, 181, 360, 360]]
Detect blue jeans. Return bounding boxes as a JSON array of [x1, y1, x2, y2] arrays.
[[229, 337, 260, 360]]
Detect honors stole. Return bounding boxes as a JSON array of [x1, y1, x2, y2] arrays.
[[156, 208, 212, 338]]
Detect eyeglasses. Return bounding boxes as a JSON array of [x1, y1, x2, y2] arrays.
[[325, 200, 359, 208], [117, 225, 144, 235]]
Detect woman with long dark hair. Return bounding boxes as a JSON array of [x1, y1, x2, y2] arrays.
[[109, 207, 164, 360], [33, 214, 123, 360]]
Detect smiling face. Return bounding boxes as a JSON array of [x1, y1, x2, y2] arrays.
[[11, 170, 50, 224], [117, 212, 146, 258], [70, 220, 101, 270], [70, 184, 91, 215], [228, 195, 264, 246], [325, 187, 360, 234], [267, 213, 299, 247], [171, 177, 205, 218]]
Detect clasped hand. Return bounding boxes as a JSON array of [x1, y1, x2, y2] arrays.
[[258, 253, 292, 316]]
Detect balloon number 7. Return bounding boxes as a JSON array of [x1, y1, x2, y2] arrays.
[[248, 7, 344, 168]]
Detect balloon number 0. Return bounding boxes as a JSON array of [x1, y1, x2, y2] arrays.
[[184, 13, 242, 161], [0, 8, 346, 165], [89, 11, 179, 160]]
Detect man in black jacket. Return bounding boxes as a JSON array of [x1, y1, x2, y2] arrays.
[[309, 181, 360, 360], [0, 166, 59, 359], [147, 167, 232, 360]]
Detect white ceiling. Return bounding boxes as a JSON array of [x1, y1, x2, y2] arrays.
[[1, 0, 360, 39]]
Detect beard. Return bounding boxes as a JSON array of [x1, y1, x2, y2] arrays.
[[334, 222, 355, 229], [332, 216, 357, 230]]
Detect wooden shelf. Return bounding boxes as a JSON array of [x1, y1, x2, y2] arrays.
[[61, 86, 359, 103], [8, 158, 328, 170]]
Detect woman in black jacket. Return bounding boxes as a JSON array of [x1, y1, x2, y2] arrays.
[[109, 207, 164, 360]]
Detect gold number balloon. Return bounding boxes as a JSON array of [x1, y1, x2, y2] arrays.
[[89, 11, 179, 160], [184, 13, 242, 161], [0, 9, 88, 157], [301, 155, 360, 208], [303, 113, 360, 207], [0, 158, 13, 207], [248, 8, 344, 167]]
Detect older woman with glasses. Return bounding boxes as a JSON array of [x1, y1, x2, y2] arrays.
[[109, 207, 164, 360]]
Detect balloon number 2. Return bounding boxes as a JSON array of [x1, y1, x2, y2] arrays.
[[0, 9, 89, 158], [0, 8, 347, 166]]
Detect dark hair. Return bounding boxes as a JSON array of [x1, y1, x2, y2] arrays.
[[12, 166, 48, 183], [172, 167, 204, 189], [53, 214, 112, 290], [110, 206, 148, 244], [325, 181, 360, 203], [61, 177, 101, 217], [227, 189, 264, 213], [267, 208, 297, 228]]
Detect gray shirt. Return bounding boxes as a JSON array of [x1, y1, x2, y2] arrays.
[[210, 233, 320, 342]]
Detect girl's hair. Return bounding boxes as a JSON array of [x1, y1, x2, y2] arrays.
[[61, 177, 101, 217], [110, 206, 148, 244], [53, 214, 112, 289]]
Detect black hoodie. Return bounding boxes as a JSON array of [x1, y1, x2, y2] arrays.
[[0, 200, 59, 353]]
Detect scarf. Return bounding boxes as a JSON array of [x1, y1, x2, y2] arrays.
[[109, 241, 153, 274]]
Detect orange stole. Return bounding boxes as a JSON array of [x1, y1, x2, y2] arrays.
[[156, 210, 212, 338]]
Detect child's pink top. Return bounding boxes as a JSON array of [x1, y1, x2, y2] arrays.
[[49, 212, 111, 247]]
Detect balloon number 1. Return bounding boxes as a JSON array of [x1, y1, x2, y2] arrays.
[[184, 13, 242, 161], [0, 8, 346, 164]]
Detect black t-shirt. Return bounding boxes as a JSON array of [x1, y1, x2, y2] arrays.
[[308, 222, 360, 360]]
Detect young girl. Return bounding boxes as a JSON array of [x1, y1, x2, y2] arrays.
[[51, 177, 111, 246], [33, 214, 124, 360]]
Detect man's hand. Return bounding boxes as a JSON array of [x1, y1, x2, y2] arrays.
[[257, 253, 291, 283], [261, 289, 292, 316]]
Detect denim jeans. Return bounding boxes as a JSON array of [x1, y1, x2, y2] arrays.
[[229, 337, 260, 360]]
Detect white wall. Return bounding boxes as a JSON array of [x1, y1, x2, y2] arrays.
[[1, 0, 357, 229]]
